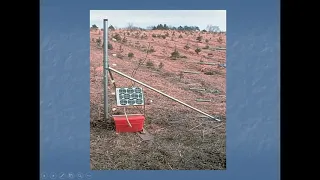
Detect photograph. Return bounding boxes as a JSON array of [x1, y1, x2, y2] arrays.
[[90, 10, 226, 170]]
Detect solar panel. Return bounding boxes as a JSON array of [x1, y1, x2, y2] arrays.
[[115, 87, 144, 106]]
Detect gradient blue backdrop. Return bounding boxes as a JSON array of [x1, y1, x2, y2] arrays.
[[40, 0, 280, 179]]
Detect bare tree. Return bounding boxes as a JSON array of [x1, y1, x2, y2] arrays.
[[206, 24, 221, 33], [127, 23, 134, 31]]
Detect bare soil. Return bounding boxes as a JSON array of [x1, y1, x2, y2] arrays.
[[90, 29, 226, 170]]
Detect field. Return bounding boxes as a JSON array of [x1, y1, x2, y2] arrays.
[[90, 28, 226, 170]]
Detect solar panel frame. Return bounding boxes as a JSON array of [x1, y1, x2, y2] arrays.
[[115, 87, 145, 106]]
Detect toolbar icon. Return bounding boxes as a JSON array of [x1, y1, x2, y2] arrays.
[[58, 172, 66, 179], [85, 173, 92, 179], [50, 172, 57, 179], [68, 172, 74, 179], [41, 172, 47, 179], [77, 172, 84, 179]]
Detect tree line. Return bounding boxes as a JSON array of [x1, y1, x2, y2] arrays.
[[91, 23, 223, 32]]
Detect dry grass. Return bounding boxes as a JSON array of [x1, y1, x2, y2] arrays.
[[90, 28, 226, 170]]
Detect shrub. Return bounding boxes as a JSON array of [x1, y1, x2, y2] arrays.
[[147, 46, 155, 53], [195, 48, 201, 54], [204, 71, 216, 75], [117, 54, 124, 59], [122, 37, 127, 43], [178, 72, 184, 79], [158, 62, 164, 70], [108, 43, 113, 50], [128, 52, 134, 58], [113, 33, 121, 41], [96, 37, 101, 46], [202, 45, 209, 49], [171, 49, 180, 59], [196, 36, 202, 42], [146, 60, 154, 67]]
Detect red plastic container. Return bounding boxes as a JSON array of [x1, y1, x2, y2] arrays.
[[113, 114, 145, 133]]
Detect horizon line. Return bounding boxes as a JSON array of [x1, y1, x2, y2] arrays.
[[89, 24, 226, 32]]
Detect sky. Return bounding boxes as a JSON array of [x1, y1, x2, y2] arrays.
[[90, 10, 226, 31]]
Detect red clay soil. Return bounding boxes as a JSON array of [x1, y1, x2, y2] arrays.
[[90, 29, 226, 170]]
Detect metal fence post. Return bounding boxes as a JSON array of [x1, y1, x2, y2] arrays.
[[103, 19, 109, 120]]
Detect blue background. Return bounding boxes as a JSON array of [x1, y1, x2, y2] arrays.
[[40, 0, 280, 179]]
